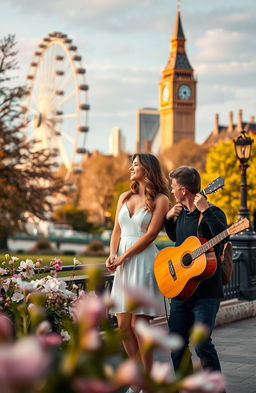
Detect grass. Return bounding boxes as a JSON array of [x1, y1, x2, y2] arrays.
[[0, 253, 106, 265], [0, 253, 107, 280]]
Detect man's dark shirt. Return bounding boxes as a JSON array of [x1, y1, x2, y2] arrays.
[[165, 205, 228, 299]]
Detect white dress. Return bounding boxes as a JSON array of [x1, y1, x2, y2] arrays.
[[110, 202, 165, 317]]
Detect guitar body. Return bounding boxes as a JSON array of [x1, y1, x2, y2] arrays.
[[154, 236, 217, 300]]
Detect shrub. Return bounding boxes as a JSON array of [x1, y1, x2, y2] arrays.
[[87, 239, 105, 253]]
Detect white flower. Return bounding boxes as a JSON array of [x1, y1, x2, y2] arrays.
[[10, 256, 19, 262], [73, 257, 81, 266], [36, 321, 52, 336], [0, 268, 8, 276], [18, 281, 36, 291], [11, 292, 24, 302], [18, 259, 35, 278], [60, 329, 71, 342]]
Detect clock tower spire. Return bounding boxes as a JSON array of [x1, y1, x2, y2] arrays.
[[159, 6, 196, 151]]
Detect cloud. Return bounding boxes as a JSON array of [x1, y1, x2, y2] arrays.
[[195, 29, 244, 62], [4, 0, 171, 33]]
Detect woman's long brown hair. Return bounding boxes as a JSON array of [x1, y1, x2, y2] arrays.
[[123, 153, 169, 212]]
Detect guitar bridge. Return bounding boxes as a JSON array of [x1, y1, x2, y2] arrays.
[[168, 260, 177, 281]]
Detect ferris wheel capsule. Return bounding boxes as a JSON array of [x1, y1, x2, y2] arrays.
[[23, 32, 90, 179]]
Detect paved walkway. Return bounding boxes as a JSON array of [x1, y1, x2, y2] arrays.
[[155, 317, 256, 393], [213, 317, 256, 393]]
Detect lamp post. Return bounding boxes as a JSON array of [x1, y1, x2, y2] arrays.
[[232, 130, 256, 300], [233, 130, 253, 222]]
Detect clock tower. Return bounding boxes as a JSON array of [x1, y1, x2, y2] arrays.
[[159, 8, 196, 151]]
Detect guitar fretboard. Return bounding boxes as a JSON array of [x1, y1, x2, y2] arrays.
[[191, 228, 229, 259]]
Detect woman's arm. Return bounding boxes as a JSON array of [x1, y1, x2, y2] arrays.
[[105, 192, 128, 271], [113, 194, 170, 267]]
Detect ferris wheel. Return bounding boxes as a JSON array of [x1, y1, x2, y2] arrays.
[[23, 32, 89, 179]]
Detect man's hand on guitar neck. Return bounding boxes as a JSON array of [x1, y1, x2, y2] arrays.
[[166, 203, 183, 220], [194, 193, 210, 213]]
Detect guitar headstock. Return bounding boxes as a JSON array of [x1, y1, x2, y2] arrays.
[[227, 218, 250, 235], [202, 176, 224, 196]]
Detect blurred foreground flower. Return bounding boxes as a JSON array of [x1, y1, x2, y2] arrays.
[[0, 313, 12, 342], [150, 361, 173, 384], [72, 292, 106, 330], [0, 257, 226, 393], [135, 319, 183, 352], [73, 378, 116, 393], [120, 285, 160, 313], [190, 323, 209, 345], [181, 370, 226, 393], [114, 359, 142, 386], [0, 337, 49, 390]]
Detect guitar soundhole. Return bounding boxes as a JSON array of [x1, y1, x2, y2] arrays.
[[182, 253, 193, 267]]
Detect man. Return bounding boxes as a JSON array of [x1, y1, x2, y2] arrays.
[[165, 166, 228, 377]]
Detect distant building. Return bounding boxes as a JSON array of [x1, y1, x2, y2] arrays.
[[109, 127, 125, 156], [159, 7, 196, 152], [136, 108, 160, 153], [203, 109, 256, 146], [136, 6, 196, 154]]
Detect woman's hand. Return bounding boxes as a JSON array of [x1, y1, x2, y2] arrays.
[[113, 255, 125, 268], [105, 255, 117, 272]]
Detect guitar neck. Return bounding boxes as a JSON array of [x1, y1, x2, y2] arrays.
[[192, 228, 229, 259]]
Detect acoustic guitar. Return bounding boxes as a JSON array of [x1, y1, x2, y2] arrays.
[[154, 176, 249, 299]]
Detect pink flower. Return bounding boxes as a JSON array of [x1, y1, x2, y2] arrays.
[[73, 378, 116, 393], [181, 370, 226, 393], [80, 328, 101, 351], [36, 320, 52, 336], [114, 359, 142, 386], [38, 333, 62, 348], [73, 293, 106, 329], [0, 337, 49, 389], [0, 313, 12, 342], [50, 257, 63, 271]]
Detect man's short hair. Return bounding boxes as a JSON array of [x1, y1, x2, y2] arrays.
[[169, 166, 201, 194]]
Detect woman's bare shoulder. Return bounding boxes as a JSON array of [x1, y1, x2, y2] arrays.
[[119, 191, 130, 203], [155, 193, 170, 204]]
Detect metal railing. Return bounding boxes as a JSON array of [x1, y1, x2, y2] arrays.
[[58, 251, 242, 302], [223, 251, 242, 300]]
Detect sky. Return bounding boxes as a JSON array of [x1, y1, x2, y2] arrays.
[[1, 0, 256, 157]]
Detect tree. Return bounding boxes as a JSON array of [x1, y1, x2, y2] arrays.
[[201, 137, 256, 224], [160, 139, 208, 173], [0, 35, 64, 249], [52, 204, 94, 232], [78, 152, 130, 224]]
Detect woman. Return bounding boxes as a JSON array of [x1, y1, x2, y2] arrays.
[[106, 153, 169, 391]]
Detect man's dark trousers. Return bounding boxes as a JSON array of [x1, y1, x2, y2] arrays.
[[168, 297, 221, 375]]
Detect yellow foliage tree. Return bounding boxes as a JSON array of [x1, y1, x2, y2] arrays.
[[202, 136, 256, 225]]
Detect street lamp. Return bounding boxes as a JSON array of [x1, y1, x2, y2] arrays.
[[233, 130, 253, 222]]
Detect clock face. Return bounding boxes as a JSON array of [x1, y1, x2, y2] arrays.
[[178, 84, 192, 100], [162, 85, 169, 102]]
